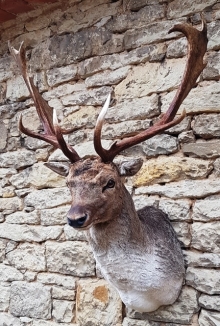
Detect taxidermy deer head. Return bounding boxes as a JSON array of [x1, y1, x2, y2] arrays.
[[10, 19, 207, 312]]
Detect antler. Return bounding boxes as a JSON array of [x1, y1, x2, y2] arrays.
[[94, 19, 208, 162], [9, 42, 81, 163]]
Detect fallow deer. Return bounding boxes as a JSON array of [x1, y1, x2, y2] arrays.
[[10, 19, 207, 312]]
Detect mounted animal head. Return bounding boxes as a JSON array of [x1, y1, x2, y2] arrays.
[[9, 20, 207, 230]]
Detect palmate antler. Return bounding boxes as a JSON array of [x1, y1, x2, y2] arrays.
[[9, 42, 81, 163], [10, 18, 207, 164], [94, 19, 208, 162]]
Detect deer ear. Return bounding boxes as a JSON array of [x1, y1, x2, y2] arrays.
[[44, 162, 70, 176], [116, 158, 143, 177]]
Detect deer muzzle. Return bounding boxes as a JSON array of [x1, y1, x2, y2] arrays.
[[67, 205, 89, 228]]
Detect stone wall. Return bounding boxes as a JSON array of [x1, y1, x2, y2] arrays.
[[0, 0, 220, 325]]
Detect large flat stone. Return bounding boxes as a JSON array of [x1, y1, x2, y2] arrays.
[[46, 240, 95, 277]]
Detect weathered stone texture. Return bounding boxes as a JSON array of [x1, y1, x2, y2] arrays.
[[192, 195, 220, 221], [133, 157, 212, 186], [186, 267, 220, 294], [6, 243, 46, 272], [46, 241, 95, 277], [10, 281, 51, 319], [182, 140, 220, 159], [76, 278, 122, 326], [199, 309, 220, 326], [191, 221, 220, 253]]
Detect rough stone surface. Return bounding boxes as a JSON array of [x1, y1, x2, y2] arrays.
[[182, 139, 220, 159], [46, 241, 95, 277], [10, 281, 51, 319], [199, 293, 220, 311], [133, 157, 212, 186], [6, 243, 46, 272], [191, 221, 220, 253], [192, 195, 220, 221], [186, 267, 220, 294], [142, 134, 178, 157], [76, 278, 122, 326], [199, 309, 220, 326], [135, 179, 220, 199]]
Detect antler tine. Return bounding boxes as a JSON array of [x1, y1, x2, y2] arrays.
[[94, 18, 208, 162], [9, 42, 81, 163]]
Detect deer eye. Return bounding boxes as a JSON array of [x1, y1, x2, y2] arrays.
[[102, 179, 115, 192]]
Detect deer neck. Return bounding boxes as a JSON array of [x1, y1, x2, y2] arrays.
[[87, 185, 143, 252]]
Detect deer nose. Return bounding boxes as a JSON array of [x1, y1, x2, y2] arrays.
[[67, 214, 88, 228]]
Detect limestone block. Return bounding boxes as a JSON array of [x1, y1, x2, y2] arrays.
[[191, 221, 220, 253], [0, 149, 36, 169], [6, 243, 46, 272], [192, 195, 220, 221], [182, 140, 220, 159], [128, 286, 198, 324], [25, 16, 50, 31], [61, 86, 113, 106], [52, 299, 74, 323], [46, 240, 95, 277], [167, 38, 187, 58], [199, 309, 220, 326], [24, 188, 71, 209], [208, 20, 220, 50], [6, 75, 29, 102], [159, 198, 191, 221], [76, 278, 122, 326], [43, 82, 86, 101], [107, 4, 165, 33], [0, 312, 21, 326], [10, 163, 66, 189], [0, 264, 23, 282], [133, 157, 212, 186], [172, 222, 191, 247], [6, 211, 40, 225], [199, 293, 220, 311], [10, 281, 51, 319], [123, 315, 199, 326], [184, 250, 220, 268], [0, 223, 63, 242], [186, 267, 220, 294], [41, 206, 69, 225], [37, 272, 76, 290], [18, 107, 41, 135], [0, 239, 6, 262], [85, 66, 131, 87], [203, 52, 220, 80], [142, 134, 178, 157], [0, 168, 16, 179], [133, 195, 159, 211], [47, 64, 77, 87], [64, 224, 87, 241], [32, 321, 79, 326], [0, 283, 10, 311], [178, 131, 196, 144], [193, 113, 220, 139], [135, 178, 220, 199], [167, 0, 216, 18], [165, 117, 191, 135], [123, 19, 186, 50], [161, 83, 220, 115], [115, 58, 186, 101], [105, 95, 159, 123], [78, 44, 166, 78], [103, 120, 151, 139], [0, 121, 7, 150], [52, 286, 75, 300], [0, 197, 22, 214], [63, 106, 98, 129]]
